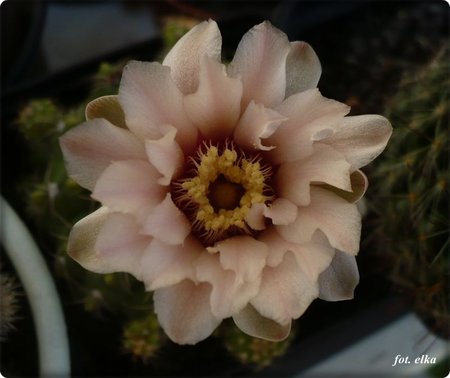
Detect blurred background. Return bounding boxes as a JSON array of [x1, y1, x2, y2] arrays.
[[1, 1, 449, 377]]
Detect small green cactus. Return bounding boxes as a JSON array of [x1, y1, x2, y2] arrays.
[[371, 47, 449, 339], [221, 321, 295, 369], [123, 314, 163, 362], [17, 99, 62, 141]]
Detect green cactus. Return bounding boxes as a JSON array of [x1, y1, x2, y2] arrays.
[[122, 314, 163, 362], [371, 47, 449, 339], [220, 321, 295, 369]]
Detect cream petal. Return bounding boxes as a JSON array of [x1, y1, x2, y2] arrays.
[[145, 127, 184, 186], [92, 160, 165, 220], [277, 187, 361, 254], [268, 89, 350, 164], [228, 21, 291, 108], [233, 101, 287, 151], [141, 237, 203, 291], [322, 114, 392, 169], [141, 193, 191, 245], [184, 56, 243, 140], [118, 61, 198, 152], [275, 143, 352, 206], [85, 95, 127, 128], [285, 41, 321, 97], [233, 304, 291, 341], [163, 20, 222, 94], [196, 253, 261, 319], [251, 252, 318, 325], [59, 119, 146, 190], [154, 280, 220, 345], [318, 250, 359, 301], [316, 170, 368, 204], [94, 212, 151, 279]]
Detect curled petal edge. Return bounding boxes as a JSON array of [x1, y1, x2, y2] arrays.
[[314, 169, 368, 204], [85, 95, 127, 129], [67, 207, 111, 273]]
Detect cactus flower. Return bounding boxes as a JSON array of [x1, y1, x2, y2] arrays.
[[60, 20, 392, 344]]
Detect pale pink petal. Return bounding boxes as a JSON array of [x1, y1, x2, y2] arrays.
[[92, 160, 165, 220], [285, 41, 321, 97], [275, 143, 352, 206], [59, 119, 146, 190], [163, 20, 222, 94], [318, 170, 368, 204], [233, 101, 287, 151], [267, 89, 350, 164], [277, 187, 361, 254], [290, 231, 336, 281], [141, 193, 191, 245], [196, 253, 261, 319], [94, 212, 152, 279], [141, 237, 203, 290], [154, 280, 220, 345], [184, 56, 242, 140], [258, 228, 289, 267], [263, 198, 298, 225], [67, 208, 151, 277], [244, 203, 266, 231], [198, 236, 268, 318], [118, 61, 198, 152], [245, 199, 297, 230], [233, 304, 291, 341], [67, 207, 111, 273], [251, 252, 318, 325], [228, 21, 291, 108], [208, 235, 269, 283], [322, 114, 392, 169], [85, 95, 127, 128], [318, 250, 359, 301], [145, 127, 184, 186], [260, 228, 335, 280]]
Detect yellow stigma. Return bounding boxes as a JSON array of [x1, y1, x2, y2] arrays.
[[180, 144, 270, 240]]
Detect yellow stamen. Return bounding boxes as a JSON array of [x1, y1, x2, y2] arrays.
[[180, 144, 270, 239]]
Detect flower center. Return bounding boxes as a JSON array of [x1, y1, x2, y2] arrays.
[[173, 142, 272, 244], [208, 174, 244, 211]]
